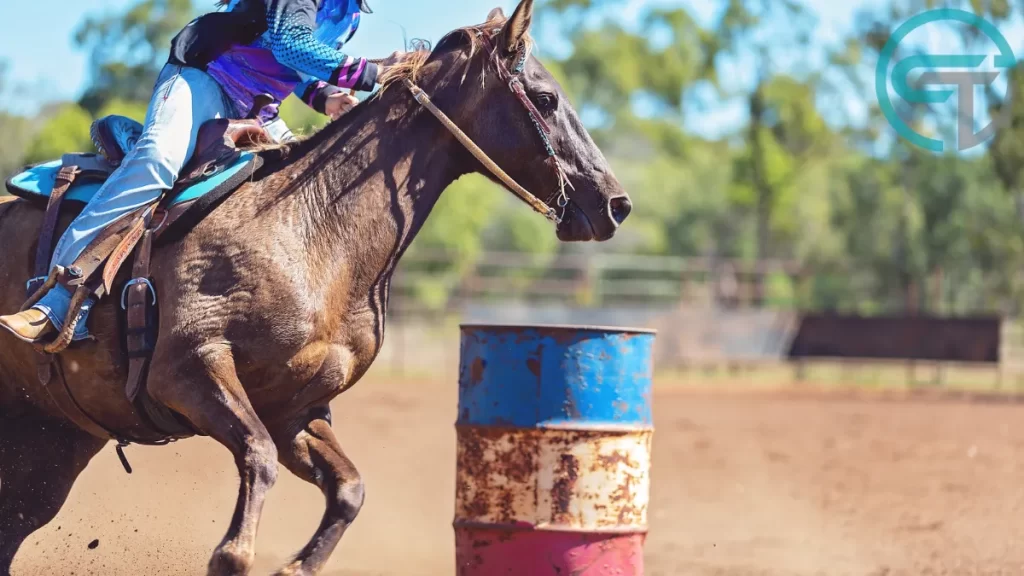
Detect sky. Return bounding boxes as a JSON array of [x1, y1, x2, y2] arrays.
[[1, 0, 519, 111], [0, 0, 861, 105], [1, 0, 1020, 140]]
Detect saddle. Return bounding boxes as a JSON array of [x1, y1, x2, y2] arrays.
[[3, 107, 273, 446]]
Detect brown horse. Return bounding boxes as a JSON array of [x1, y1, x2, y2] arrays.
[[0, 2, 630, 574]]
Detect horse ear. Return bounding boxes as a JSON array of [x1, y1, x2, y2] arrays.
[[500, 0, 534, 53], [487, 7, 505, 21]]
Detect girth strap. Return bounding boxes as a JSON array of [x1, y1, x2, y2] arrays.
[[123, 211, 197, 439], [124, 228, 155, 402]]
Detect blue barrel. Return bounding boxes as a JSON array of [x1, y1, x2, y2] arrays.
[[454, 324, 655, 576]]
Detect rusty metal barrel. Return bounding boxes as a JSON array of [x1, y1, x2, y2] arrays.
[[454, 324, 655, 575]]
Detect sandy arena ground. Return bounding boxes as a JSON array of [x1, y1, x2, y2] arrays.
[[11, 373, 1024, 576]]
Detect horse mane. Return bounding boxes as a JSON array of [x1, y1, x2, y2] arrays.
[[379, 14, 534, 89]]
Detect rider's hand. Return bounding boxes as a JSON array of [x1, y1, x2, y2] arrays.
[[325, 92, 360, 120]]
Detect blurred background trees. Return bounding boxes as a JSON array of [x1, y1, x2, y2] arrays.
[[3, 0, 1024, 315]]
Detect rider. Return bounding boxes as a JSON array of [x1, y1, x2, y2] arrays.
[[0, 0, 399, 343]]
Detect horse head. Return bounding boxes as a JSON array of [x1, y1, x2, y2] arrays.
[[387, 0, 631, 242]]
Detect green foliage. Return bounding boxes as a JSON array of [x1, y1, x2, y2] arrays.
[[0, 112, 34, 184], [0, 61, 35, 184], [404, 175, 502, 310], [22, 105, 94, 164], [75, 0, 197, 114], [989, 65, 1024, 195], [3, 0, 1024, 315], [279, 95, 329, 137], [96, 98, 150, 123], [484, 199, 560, 255]]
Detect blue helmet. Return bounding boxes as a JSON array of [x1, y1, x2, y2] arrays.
[[314, 0, 362, 49], [221, 0, 363, 50]]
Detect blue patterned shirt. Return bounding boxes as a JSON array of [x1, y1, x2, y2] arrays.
[[204, 0, 377, 122]]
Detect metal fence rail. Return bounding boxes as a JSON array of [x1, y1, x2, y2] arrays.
[[373, 250, 1024, 385]]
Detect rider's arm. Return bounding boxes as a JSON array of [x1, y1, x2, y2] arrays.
[[294, 78, 345, 115], [265, 0, 378, 92]]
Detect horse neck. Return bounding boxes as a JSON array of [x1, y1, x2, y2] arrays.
[[288, 77, 469, 301]]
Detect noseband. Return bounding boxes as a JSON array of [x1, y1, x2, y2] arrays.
[[402, 31, 571, 225]]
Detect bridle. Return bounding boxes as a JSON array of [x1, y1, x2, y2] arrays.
[[401, 29, 572, 225]]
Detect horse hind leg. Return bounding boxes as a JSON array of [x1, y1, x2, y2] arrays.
[[0, 413, 106, 574], [268, 406, 364, 576]]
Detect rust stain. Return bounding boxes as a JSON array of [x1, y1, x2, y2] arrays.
[[457, 427, 651, 532], [468, 357, 487, 387], [526, 357, 541, 378], [503, 439, 535, 485], [551, 453, 580, 522], [611, 472, 646, 525], [597, 450, 639, 470], [456, 427, 540, 523], [496, 490, 516, 523], [456, 432, 493, 520]]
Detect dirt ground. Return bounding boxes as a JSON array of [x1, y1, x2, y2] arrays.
[[11, 373, 1024, 576]]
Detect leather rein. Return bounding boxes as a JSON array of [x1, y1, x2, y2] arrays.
[[399, 34, 571, 225]]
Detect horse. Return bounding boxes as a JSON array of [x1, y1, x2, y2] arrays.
[[0, 2, 631, 574]]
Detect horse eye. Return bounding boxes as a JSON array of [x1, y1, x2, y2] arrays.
[[534, 92, 558, 113]]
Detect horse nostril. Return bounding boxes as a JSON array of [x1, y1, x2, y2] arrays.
[[609, 196, 632, 225]]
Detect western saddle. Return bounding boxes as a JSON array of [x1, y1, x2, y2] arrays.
[[18, 95, 275, 455]]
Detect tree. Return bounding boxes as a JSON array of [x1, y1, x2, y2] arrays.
[[22, 105, 94, 165], [403, 174, 502, 310], [279, 95, 330, 137], [0, 62, 37, 183], [74, 0, 197, 114]]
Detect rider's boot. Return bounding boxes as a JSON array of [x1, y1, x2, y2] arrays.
[[0, 309, 55, 343]]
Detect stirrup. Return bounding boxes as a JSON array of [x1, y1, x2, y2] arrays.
[[121, 278, 156, 309], [20, 266, 64, 311], [25, 276, 47, 294], [37, 284, 93, 355]]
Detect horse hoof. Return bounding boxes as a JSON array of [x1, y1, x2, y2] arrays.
[[207, 542, 255, 576]]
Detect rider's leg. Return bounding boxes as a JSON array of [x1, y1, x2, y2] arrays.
[[0, 64, 238, 342]]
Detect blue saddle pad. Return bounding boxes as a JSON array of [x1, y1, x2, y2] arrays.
[[5, 152, 257, 208]]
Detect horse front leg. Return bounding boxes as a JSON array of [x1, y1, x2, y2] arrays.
[[0, 413, 106, 574], [268, 406, 363, 576], [150, 345, 278, 576]]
